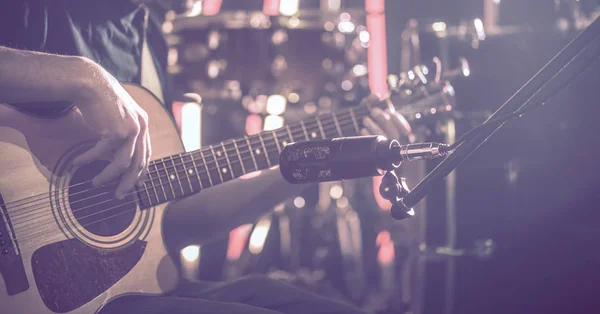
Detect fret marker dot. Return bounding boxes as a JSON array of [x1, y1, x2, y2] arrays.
[[217, 151, 222, 157], [282, 141, 288, 146], [170, 174, 175, 180], [255, 148, 261, 155], [222, 168, 228, 173], [311, 132, 317, 138], [188, 169, 194, 174]]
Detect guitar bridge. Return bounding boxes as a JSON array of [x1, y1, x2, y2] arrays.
[[0, 192, 29, 295]]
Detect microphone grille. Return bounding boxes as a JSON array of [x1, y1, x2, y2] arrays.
[[280, 140, 334, 183]]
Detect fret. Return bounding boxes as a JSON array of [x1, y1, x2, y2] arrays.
[[285, 125, 294, 143], [189, 152, 206, 189], [332, 112, 343, 137], [315, 116, 326, 139], [299, 120, 310, 140], [169, 156, 186, 196], [247, 135, 270, 170], [152, 162, 170, 201], [258, 133, 272, 167], [274, 128, 290, 148], [320, 114, 339, 139], [338, 111, 358, 136], [305, 118, 321, 140], [222, 141, 244, 178], [232, 139, 247, 175], [349, 107, 360, 134], [161, 159, 180, 198], [145, 170, 161, 205], [141, 181, 156, 208], [272, 131, 281, 153], [209, 145, 225, 183], [245, 135, 259, 171], [261, 132, 280, 166], [221, 142, 235, 179], [178, 154, 196, 194], [199, 149, 214, 187]]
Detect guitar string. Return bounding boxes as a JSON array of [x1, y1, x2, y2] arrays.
[[0, 106, 365, 211], [15, 101, 442, 251], [7, 94, 411, 214], [1, 109, 364, 222], [11, 118, 363, 249], [4, 118, 347, 229], [9, 116, 358, 235], [7, 117, 362, 239], [14, 110, 443, 252], [1, 107, 366, 216], [6, 115, 352, 226], [3, 96, 422, 212]]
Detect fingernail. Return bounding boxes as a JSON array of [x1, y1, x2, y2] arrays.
[[115, 191, 124, 200], [92, 178, 100, 187]]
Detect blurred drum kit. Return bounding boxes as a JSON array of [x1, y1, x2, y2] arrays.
[[161, 0, 599, 313]]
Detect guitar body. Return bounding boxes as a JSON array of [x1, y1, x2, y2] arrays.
[[0, 84, 181, 314]]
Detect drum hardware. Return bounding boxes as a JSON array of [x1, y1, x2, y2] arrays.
[[394, 19, 483, 314], [165, 7, 372, 116], [387, 57, 469, 97], [162, 3, 480, 312], [418, 238, 496, 260]]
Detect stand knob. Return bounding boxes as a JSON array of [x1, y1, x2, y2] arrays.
[[378, 171, 415, 220], [472, 238, 496, 259]]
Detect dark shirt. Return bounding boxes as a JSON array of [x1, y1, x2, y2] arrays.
[[0, 0, 171, 107]]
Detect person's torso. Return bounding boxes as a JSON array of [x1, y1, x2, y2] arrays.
[[0, 0, 170, 109]]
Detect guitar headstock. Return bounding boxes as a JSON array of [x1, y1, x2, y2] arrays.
[[382, 56, 471, 122], [387, 56, 469, 97]]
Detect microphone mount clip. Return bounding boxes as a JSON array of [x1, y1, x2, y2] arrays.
[[379, 170, 414, 220]]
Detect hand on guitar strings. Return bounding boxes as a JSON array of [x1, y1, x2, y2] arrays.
[[361, 106, 415, 143], [71, 58, 152, 200]]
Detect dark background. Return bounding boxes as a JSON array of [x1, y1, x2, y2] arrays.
[[185, 1, 600, 313], [383, 1, 600, 313]]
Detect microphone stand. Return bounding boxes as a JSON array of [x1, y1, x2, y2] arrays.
[[384, 16, 600, 220]]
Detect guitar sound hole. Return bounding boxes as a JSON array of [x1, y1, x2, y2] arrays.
[[68, 161, 137, 237]]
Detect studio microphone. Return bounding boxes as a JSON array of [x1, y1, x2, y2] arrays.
[[279, 135, 449, 184]]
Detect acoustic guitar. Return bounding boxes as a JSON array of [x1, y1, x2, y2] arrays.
[[0, 83, 451, 313]]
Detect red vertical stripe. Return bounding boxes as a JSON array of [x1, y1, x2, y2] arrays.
[[245, 114, 263, 135], [263, 0, 280, 16], [202, 0, 223, 16], [365, 0, 388, 97], [172, 101, 184, 130], [365, 0, 391, 211]]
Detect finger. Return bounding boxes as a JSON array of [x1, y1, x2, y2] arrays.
[[116, 131, 146, 199], [370, 107, 399, 140], [362, 116, 386, 137], [92, 134, 137, 187], [137, 131, 152, 188], [145, 124, 152, 161], [390, 111, 413, 137], [73, 136, 118, 166]]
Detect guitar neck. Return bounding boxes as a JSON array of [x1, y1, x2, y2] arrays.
[[137, 102, 380, 208]]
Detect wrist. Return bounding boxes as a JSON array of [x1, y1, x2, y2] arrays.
[[67, 56, 107, 105]]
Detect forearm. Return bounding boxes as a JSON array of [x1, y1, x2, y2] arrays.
[[164, 167, 306, 246], [0, 46, 98, 105]]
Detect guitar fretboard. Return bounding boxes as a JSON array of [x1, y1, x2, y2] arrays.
[[136, 103, 379, 208]]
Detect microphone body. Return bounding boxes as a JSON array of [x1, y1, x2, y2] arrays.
[[280, 136, 448, 184]]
